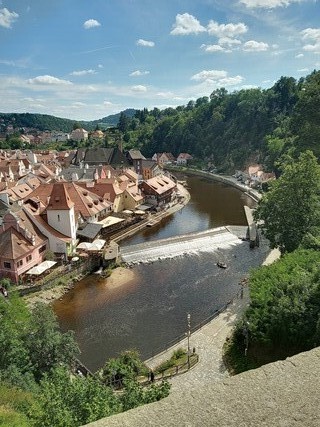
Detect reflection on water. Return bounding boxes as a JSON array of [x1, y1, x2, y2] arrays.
[[53, 175, 265, 372]]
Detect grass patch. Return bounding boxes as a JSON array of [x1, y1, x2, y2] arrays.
[[154, 348, 197, 376], [0, 383, 34, 427]]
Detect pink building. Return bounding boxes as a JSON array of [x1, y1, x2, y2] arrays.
[[0, 210, 48, 283]]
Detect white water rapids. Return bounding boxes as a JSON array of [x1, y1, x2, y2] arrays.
[[120, 226, 246, 265]]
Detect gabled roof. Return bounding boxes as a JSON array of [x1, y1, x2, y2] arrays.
[[26, 181, 112, 220], [0, 209, 47, 258], [142, 175, 176, 195], [71, 148, 130, 167], [47, 182, 75, 211], [128, 149, 146, 160]]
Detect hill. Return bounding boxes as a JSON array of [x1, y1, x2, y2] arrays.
[[0, 108, 137, 133], [91, 108, 137, 129]]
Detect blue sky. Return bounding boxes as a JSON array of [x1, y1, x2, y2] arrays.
[[0, 0, 319, 121]]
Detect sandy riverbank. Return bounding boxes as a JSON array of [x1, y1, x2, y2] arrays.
[[104, 266, 136, 289]]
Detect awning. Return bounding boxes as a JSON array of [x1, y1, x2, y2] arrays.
[[89, 239, 106, 251], [76, 239, 106, 251], [26, 260, 57, 275], [76, 242, 93, 250], [136, 204, 153, 211], [95, 216, 125, 228]]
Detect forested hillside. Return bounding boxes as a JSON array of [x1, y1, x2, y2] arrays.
[[0, 109, 137, 133], [0, 113, 84, 132], [121, 70, 320, 172]]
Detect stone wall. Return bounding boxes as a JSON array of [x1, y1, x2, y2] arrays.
[[84, 346, 320, 427]]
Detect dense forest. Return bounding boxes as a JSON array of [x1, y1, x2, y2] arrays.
[[119, 70, 320, 172], [0, 109, 137, 133]]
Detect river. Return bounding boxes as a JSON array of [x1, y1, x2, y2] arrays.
[[53, 174, 269, 372]]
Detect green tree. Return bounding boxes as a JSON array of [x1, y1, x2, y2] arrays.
[[100, 350, 148, 387], [25, 303, 79, 381], [254, 151, 320, 253], [30, 367, 120, 427], [291, 70, 320, 158], [246, 249, 320, 353]]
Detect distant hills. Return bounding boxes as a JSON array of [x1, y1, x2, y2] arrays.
[[90, 109, 137, 129], [0, 108, 137, 133]]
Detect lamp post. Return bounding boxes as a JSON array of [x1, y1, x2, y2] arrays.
[[187, 313, 191, 369]]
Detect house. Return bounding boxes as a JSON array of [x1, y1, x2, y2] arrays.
[[247, 164, 276, 187], [70, 128, 88, 142], [127, 149, 146, 178], [89, 130, 104, 140], [70, 147, 130, 169], [141, 159, 162, 180], [152, 152, 176, 167], [176, 153, 193, 165], [0, 209, 48, 283], [139, 175, 176, 207], [23, 181, 113, 255]]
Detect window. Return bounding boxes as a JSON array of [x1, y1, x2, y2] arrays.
[[58, 214, 60, 222], [26, 255, 32, 262], [17, 259, 23, 267], [39, 245, 46, 254], [4, 262, 11, 269]]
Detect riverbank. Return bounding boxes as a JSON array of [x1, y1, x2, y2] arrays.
[[22, 183, 190, 307], [167, 166, 261, 202], [145, 247, 280, 391]]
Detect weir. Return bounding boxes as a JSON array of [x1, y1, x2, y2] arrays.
[[120, 225, 247, 265]]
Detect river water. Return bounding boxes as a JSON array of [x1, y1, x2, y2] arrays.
[[53, 174, 269, 372]]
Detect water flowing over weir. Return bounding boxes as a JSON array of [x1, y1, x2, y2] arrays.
[[54, 175, 268, 372], [120, 226, 245, 265]]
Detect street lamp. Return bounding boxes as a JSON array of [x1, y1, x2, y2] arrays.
[[187, 313, 191, 369]]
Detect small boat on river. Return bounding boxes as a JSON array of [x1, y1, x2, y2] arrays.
[[217, 261, 227, 269]]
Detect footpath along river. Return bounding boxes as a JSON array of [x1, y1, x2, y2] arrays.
[[53, 174, 269, 372]]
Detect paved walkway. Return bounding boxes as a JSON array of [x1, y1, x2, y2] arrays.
[[146, 248, 280, 394]]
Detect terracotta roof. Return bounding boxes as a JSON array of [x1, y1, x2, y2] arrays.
[[0, 209, 47, 258], [47, 182, 75, 210], [26, 182, 112, 220], [142, 175, 176, 195]]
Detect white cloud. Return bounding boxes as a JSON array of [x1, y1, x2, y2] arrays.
[[156, 91, 174, 98], [129, 70, 150, 76], [191, 70, 228, 81], [239, 0, 303, 8], [83, 19, 101, 29], [131, 85, 147, 92], [191, 69, 244, 87], [295, 53, 304, 58], [301, 28, 320, 54], [70, 69, 96, 76], [170, 13, 206, 35], [72, 102, 86, 107], [207, 20, 247, 38], [136, 39, 155, 47], [200, 44, 229, 53], [243, 40, 269, 51], [297, 68, 309, 72], [98, 64, 104, 68], [0, 7, 19, 28], [218, 37, 242, 46], [27, 75, 73, 85]]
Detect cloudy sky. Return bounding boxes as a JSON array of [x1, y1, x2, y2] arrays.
[[0, 0, 319, 120]]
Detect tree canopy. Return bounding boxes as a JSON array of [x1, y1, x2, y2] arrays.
[[254, 151, 320, 253]]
